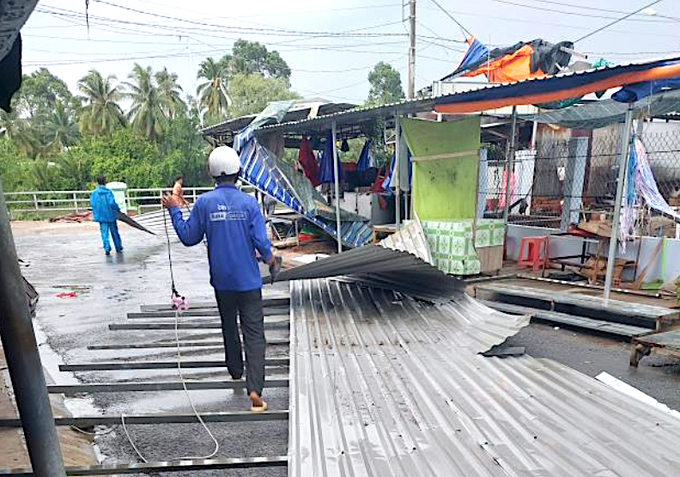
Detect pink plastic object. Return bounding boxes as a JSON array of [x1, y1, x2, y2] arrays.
[[171, 292, 190, 311]]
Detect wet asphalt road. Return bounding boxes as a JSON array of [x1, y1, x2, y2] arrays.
[[12, 221, 680, 476], [14, 222, 289, 477]]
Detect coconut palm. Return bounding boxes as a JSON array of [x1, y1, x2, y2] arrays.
[[155, 67, 185, 120], [77, 69, 126, 135], [124, 64, 166, 141], [196, 57, 230, 125], [0, 109, 40, 157], [44, 102, 79, 150]]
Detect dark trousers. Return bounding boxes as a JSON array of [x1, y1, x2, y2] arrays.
[[214, 289, 266, 396]]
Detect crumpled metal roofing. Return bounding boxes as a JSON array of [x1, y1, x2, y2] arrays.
[[288, 278, 680, 477], [235, 127, 373, 248], [275, 245, 465, 302], [378, 218, 433, 265]]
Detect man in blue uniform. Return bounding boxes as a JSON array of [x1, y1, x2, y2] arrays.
[[90, 175, 123, 255], [161, 146, 276, 412]]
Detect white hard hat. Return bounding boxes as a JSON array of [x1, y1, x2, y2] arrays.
[[208, 146, 241, 178]]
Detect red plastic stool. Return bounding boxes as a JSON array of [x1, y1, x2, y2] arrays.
[[518, 236, 548, 271]]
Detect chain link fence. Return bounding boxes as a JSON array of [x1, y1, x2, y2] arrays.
[[478, 127, 680, 235]]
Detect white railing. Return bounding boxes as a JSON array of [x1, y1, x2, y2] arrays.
[[3, 187, 211, 218], [3, 185, 257, 219]]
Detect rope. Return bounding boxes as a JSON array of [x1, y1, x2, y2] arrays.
[[163, 208, 178, 298], [121, 207, 218, 462]]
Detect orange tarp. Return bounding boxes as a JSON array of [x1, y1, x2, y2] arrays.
[[465, 44, 547, 83], [436, 62, 680, 114]]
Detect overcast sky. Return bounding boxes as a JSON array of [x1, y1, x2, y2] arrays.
[[21, 0, 680, 105]]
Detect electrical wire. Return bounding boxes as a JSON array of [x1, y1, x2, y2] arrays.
[[416, 4, 680, 40], [427, 0, 472, 39], [489, 0, 668, 23], [574, 0, 664, 43], [38, 4, 409, 39]]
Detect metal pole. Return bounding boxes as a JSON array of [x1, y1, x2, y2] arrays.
[[331, 121, 342, 253], [407, 0, 416, 99], [503, 106, 518, 226], [394, 113, 401, 229], [0, 181, 67, 477], [604, 104, 634, 300]]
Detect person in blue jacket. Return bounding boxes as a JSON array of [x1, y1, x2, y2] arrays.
[[90, 175, 123, 255], [161, 146, 278, 412]]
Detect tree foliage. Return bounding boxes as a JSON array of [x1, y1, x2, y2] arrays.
[[124, 64, 167, 142], [0, 37, 303, 194], [367, 62, 404, 106], [228, 40, 291, 80], [197, 40, 293, 125], [227, 73, 300, 118], [78, 69, 126, 136], [197, 57, 230, 126]]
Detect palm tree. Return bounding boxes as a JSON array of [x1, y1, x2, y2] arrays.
[[155, 67, 185, 120], [124, 64, 166, 141], [77, 70, 126, 135], [0, 109, 40, 157], [45, 103, 79, 150], [196, 57, 230, 125]]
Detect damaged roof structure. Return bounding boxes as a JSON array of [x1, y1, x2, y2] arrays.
[[278, 223, 680, 477]]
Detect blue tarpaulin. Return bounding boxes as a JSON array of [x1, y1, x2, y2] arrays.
[[357, 140, 372, 172], [319, 131, 343, 184], [455, 37, 490, 75], [612, 76, 680, 103], [233, 127, 372, 248]]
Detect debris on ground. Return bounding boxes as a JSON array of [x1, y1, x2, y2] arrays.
[[49, 211, 93, 223]]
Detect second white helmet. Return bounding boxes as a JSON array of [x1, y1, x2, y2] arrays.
[[208, 146, 241, 178]]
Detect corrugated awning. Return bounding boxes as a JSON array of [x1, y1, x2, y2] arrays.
[[435, 56, 680, 113], [525, 90, 680, 130]]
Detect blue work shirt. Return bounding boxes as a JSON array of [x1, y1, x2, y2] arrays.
[[169, 184, 273, 292], [90, 185, 120, 223]]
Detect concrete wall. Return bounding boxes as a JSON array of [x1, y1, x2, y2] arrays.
[[507, 224, 680, 283]]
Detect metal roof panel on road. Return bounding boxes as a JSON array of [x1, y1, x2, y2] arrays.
[[288, 278, 680, 477]]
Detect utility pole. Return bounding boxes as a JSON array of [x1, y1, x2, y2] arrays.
[[407, 0, 416, 99], [0, 181, 66, 477]]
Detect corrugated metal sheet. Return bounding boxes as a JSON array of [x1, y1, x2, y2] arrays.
[[235, 127, 373, 248], [275, 245, 464, 302], [289, 278, 680, 477], [379, 219, 432, 265]]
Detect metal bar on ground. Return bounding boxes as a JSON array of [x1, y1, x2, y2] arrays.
[[48, 378, 290, 394], [109, 320, 289, 331], [60, 358, 289, 371], [140, 297, 290, 312], [87, 338, 290, 350], [0, 456, 288, 476], [604, 104, 634, 300], [127, 305, 289, 319], [0, 182, 67, 477], [0, 410, 289, 428], [331, 120, 342, 253]]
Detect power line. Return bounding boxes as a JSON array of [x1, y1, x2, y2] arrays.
[[77, 1, 408, 39], [428, 0, 472, 39], [37, 6, 409, 40], [417, 4, 680, 40], [416, 21, 466, 53], [125, 0, 399, 21], [489, 0, 669, 23], [575, 0, 664, 43]]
